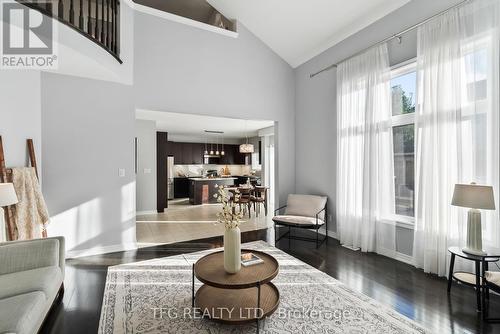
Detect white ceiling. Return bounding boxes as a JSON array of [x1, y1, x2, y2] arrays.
[[136, 110, 274, 138], [207, 0, 410, 68]]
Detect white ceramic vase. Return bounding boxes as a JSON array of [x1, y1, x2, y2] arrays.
[[224, 226, 241, 274]]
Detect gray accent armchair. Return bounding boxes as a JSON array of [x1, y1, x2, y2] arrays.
[[273, 194, 328, 248], [483, 271, 500, 322]]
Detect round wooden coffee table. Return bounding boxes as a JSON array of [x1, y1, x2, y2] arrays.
[[191, 249, 279, 333]]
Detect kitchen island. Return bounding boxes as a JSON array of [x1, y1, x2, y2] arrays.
[[189, 177, 236, 205]]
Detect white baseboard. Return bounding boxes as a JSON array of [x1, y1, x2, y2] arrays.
[[377, 246, 414, 265], [317, 229, 414, 265], [66, 242, 137, 258], [317, 228, 338, 239], [136, 210, 158, 216], [342, 245, 361, 251], [395, 252, 414, 265]]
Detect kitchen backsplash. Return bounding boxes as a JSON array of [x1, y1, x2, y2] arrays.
[[174, 164, 260, 177]]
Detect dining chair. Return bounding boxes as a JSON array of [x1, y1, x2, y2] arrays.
[[251, 186, 268, 216], [236, 187, 252, 218]]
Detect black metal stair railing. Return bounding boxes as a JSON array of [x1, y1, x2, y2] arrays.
[[20, 0, 121, 63]]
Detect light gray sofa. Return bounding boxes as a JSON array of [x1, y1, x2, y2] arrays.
[[0, 237, 65, 334]]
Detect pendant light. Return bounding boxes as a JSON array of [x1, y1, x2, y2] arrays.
[[215, 136, 220, 156], [221, 134, 225, 156], [239, 120, 254, 153], [204, 134, 208, 155]]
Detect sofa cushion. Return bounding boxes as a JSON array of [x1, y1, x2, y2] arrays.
[[0, 266, 62, 300], [273, 215, 325, 227], [0, 238, 60, 276], [284, 194, 327, 220], [0, 291, 46, 334]]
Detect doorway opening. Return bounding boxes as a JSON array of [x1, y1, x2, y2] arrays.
[[134, 110, 277, 246]]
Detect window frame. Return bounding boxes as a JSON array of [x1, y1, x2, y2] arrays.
[[389, 59, 417, 227]]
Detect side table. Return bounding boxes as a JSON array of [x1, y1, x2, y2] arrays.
[[447, 246, 500, 312]]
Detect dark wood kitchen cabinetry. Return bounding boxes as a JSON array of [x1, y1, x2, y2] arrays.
[[220, 145, 235, 164], [174, 177, 190, 198], [167, 142, 250, 165], [181, 143, 194, 164], [167, 142, 203, 164], [220, 145, 251, 165], [190, 143, 204, 164], [167, 141, 182, 162]]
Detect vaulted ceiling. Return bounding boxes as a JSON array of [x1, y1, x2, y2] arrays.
[[207, 0, 410, 67]]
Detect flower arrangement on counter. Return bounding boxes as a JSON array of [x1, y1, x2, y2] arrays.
[[214, 185, 244, 229]]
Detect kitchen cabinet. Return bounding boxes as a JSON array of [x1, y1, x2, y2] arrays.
[[191, 143, 204, 164], [167, 142, 249, 165], [174, 177, 190, 198], [166, 141, 175, 156], [220, 144, 234, 164], [220, 145, 251, 165], [232, 144, 251, 165], [169, 141, 183, 163], [181, 143, 193, 164], [189, 178, 236, 204]]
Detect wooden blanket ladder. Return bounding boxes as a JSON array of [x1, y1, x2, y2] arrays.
[[0, 136, 45, 240]]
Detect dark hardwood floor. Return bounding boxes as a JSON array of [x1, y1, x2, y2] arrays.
[[40, 228, 500, 334]]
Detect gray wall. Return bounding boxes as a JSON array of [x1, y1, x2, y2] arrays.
[[36, 11, 294, 256], [41, 73, 136, 257], [0, 71, 42, 174], [294, 0, 463, 255], [133, 13, 296, 205], [135, 120, 157, 213]]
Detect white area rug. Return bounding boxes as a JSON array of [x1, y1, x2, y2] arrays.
[[98, 241, 429, 334]]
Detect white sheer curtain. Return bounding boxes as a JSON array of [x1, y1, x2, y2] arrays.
[[336, 44, 395, 253], [413, 0, 500, 276]]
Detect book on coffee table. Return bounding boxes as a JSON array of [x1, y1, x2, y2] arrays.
[[241, 253, 264, 267]]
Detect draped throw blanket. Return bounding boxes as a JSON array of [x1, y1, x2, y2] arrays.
[[336, 44, 395, 253], [10, 167, 50, 240]]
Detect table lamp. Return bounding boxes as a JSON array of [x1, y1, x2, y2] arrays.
[[451, 182, 495, 256], [0, 183, 18, 242]]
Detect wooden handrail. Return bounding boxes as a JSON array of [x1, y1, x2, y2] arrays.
[[18, 0, 122, 64]]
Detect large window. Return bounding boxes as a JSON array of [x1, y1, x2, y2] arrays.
[[391, 61, 416, 220]]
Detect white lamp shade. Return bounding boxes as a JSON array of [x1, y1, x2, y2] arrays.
[[451, 183, 495, 210], [239, 143, 254, 153], [0, 183, 18, 207]]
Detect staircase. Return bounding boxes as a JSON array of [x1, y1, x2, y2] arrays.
[[21, 0, 122, 63]]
